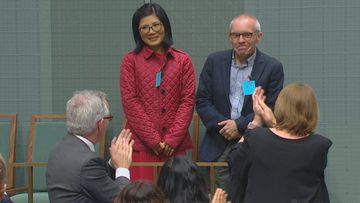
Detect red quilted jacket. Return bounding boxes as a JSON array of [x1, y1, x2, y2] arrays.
[[120, 46, 195, 152]]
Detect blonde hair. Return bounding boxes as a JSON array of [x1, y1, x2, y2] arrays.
[[274, 83, 319, 137]]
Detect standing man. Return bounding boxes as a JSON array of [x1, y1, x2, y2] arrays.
[[46, 90, 134, 203], [196, 13, 284, 192]]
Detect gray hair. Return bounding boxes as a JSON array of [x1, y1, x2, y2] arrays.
[[229, 13, 261, 32], [66, 90, 109, 136], [0, 153, 6, 186]]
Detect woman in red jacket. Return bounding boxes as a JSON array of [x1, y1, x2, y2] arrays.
[[120, 3, 196, 181]]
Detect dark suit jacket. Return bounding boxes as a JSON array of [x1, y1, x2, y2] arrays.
[[196, 48, 284, 161], [46, 134, 130, 203]]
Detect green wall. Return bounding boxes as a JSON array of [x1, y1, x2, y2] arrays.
[[0, 0, 359, 201]]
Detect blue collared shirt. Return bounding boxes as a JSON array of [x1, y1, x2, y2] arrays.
[[229, 50, 256, 119]]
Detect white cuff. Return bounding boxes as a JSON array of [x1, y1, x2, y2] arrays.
[[116, 168, 130, 180]]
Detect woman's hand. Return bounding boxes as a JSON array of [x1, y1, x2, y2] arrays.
[[211, 188, 229, 203], [251, 87, 276, 127]]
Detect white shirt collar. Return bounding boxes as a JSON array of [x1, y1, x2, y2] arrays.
[[75, 135, 95, 152]]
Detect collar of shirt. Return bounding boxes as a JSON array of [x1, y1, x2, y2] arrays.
[[75, 135, 95, 152], [142, 46, 174, 60], [232, 49, 257, 69]]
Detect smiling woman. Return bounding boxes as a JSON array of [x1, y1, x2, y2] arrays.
[[138, 15, 165, 53], [119, 3, 196, 182]]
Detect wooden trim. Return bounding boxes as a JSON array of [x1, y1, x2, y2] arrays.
[[0, 114, 17, 188], [10, 161, 228, 196], [192, 112, 199, 161], [27, 114, 66, 162]]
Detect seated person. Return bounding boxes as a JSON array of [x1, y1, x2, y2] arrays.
[[46, 90, 134, 203], [157, 156, 209, 203], [229, 83, 332, 203], [114, 180, 167, 203], [157, 155, 229, 203], [0, 154, 13, 203]]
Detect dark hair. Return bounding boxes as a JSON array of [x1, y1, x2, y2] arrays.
[[114, 181, 167, 203], [157, 156, 209, 203], [132, 3, 173, 53]]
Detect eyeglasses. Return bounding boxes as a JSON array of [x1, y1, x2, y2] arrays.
[[103, 115, 113, 121], [138, 21, 162, 34], [229, 32, 255, 40]]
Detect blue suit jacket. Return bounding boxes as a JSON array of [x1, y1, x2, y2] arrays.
[[196, 48, 284, 161]]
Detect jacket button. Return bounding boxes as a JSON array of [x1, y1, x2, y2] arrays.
[[162, 127, 167, 132], [161, 89, 166, 95], [161, 108, 166, 113]]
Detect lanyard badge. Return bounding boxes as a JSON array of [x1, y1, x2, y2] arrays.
[[156, 70, 163, 88], [243, 80, 255, 96]]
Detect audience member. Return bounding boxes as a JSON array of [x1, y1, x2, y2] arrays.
[[229, 83, 332, 203], [114, 180, 167, 203], [46, 90, 134, 203], [120, 3, 196, 181], [0, 154, 13, 203], [157, 156, 209, 203], [196, 13, 284, 192]]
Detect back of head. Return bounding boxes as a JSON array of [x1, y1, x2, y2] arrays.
[[114, 181, 166, 203], [157, 156, 209, 203], [132, 3, 173, 52], [274, 83, 319, 136], [0, 154, 6, 198], [66, 90, 109, 136]]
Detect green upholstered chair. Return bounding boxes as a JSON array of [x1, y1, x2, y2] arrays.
[[10, 114, 106, 203]]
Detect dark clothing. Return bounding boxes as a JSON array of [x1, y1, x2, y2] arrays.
[[0, 194, 13, 203], [46, 134, 130, 203], [229, 127, 332, 203], [196, 48, 284, 161]]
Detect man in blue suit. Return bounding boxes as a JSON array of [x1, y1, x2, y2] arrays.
[[196, 13, 284, 192]]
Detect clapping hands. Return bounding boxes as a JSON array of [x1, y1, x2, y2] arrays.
[[109, 129, 134, 169], [249, 87, 276, 128], [211, 188, 230, 203]]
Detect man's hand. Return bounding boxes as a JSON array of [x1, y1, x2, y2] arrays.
[[109, 129, 134, 169], [218, 120, 241, 140]]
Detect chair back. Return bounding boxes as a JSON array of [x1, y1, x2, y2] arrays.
[[28, 114, 106, 191], [10, 114, 107, 203], [28, 114, 67, 191]]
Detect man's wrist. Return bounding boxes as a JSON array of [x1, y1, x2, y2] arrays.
[[116, 168, 130, 180]]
